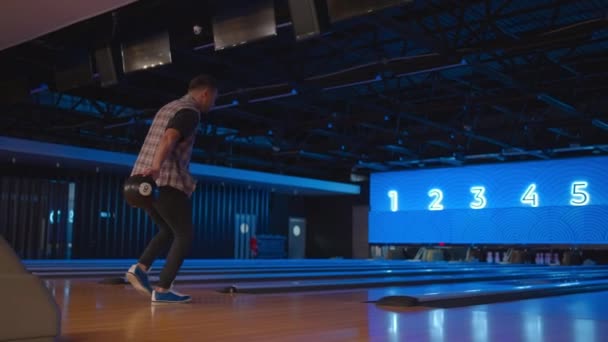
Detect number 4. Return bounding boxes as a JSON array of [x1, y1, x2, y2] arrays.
[[521, 184, 539, 207]]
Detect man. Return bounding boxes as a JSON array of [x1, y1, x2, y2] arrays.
[[125, 74, 217, 303]]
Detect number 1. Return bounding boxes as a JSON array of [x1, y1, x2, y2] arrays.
[[388, 190, 398, 212]]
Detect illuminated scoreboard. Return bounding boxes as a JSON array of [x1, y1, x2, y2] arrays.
[[369, 156, 608, 245]]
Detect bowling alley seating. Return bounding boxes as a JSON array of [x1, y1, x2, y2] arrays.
[[414, 247, 445, 261], [386, 246, 406, 259], [562, 250, 583, 265], [509, 249, 525, 264], [0, 235, 61, 342]]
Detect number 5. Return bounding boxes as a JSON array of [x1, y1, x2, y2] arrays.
[[571, 181, 589, 206]]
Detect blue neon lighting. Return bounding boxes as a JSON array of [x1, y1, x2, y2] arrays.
[[570, 181, 590, 206], [388, 190, 398, 212], [469, 186, 487, 209], [427, 189, 444, 211], [0, 136, 359, 195], [520, 183, 539, 207], [369, 156, 608, 244]]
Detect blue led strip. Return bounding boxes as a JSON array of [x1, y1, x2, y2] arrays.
[[0, 136, 360, 195]]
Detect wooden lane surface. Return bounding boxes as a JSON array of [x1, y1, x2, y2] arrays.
[[49, 279, 608, 341], [50, 279, 418, 342]]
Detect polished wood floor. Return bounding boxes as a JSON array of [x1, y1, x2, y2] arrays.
[[48, 278, 608, 341]]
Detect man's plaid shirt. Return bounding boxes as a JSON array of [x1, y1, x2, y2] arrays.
[[131, 95, 200, 197]]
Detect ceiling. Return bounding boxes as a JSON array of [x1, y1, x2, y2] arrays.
[[1, 0, 608, 183], [0, 0, 137, 51]]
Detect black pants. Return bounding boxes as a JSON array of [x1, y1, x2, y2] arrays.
[[138, 186, 193, 289]]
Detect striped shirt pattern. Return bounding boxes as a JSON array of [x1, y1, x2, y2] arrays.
[[131, 95, 200, 197]]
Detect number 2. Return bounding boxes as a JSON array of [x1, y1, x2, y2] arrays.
[[428, 189, 444, 211]]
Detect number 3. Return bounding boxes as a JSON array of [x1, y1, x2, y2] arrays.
[[470, 186, 487, 209]]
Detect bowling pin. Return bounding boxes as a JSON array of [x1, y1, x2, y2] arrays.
[[487, 251, 493, 263], [539, 253, 544, 264], [494, 251, 500, 264]]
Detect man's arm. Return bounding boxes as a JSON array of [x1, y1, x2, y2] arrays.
[[143, 109, 199, 180], [144, 128, 181, 180]]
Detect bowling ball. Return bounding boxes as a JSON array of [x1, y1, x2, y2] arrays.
[[123, 175, 158, 208]]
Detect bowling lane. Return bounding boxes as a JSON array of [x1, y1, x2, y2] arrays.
[[30, 261, 554, 281], [23, 258, 549, 271], [25, 258, 603, 273], [367, 277, 608, 308], [24, 258, 559, 279], [220, 267, 608, 294], [43, 274, 608, 342], [364, 288, 608, 342]]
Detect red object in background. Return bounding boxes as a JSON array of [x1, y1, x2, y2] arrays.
[[250, 236, 258, 258], [439, 242, 446, 246]]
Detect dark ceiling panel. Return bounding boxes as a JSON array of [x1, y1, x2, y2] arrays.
[[1, 0, 608, 182]]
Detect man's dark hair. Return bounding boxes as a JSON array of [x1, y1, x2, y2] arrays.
[[188, 74, 217, 92]]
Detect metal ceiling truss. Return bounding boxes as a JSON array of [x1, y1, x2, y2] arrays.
[[1, 0, 608, 181]]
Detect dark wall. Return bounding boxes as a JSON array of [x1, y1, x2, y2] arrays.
[[73, 174, 272, 259], [267, 190, 366, 259], [304, 195, 353, 258], [268, 193, 306, 236], [0, 164, 271, 259], [304, 182, 369, 259], [0, 175, 70, 259], [1, 162, 368, 260]]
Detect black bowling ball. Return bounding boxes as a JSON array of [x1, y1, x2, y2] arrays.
[[123, 175, 158, 208]]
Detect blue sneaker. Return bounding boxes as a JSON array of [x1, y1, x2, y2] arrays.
[[126, 264, 153, 296], [152, 288, 192, 304]]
